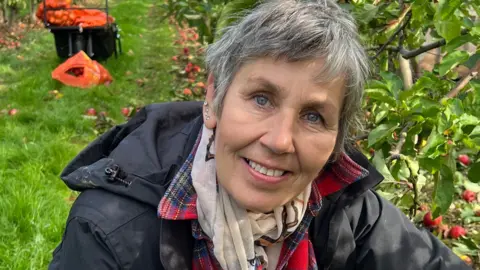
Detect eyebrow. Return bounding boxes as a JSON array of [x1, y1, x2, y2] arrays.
[[247, 76, 339, 113]]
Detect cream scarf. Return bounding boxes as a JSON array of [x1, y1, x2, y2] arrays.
[[192, 126, 311, 270]]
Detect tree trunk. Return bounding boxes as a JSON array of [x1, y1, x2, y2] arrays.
[[7, 4, 18, 30], [30, 0, 36, 23], [1, 1, 7, 24]]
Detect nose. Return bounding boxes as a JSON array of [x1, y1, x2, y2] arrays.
[[259, 113, 295, 154]]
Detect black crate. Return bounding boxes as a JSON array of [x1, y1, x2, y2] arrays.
[[51, 24, 119, 60]]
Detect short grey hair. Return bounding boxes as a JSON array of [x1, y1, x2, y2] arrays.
[[205, 0, 370, 161]]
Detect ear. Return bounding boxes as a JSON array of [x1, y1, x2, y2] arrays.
[[204, 73, 217, 129]]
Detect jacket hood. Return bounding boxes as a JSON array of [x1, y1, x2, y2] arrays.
[[59, 101, 383, 208], [60, 101, 204, 207]]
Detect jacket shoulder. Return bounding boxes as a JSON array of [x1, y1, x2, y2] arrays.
[[66, 189, 162, 269], [327, 190, 470, 270]]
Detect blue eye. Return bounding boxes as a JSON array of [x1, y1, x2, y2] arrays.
[[304, 112, 322, 124], [254, 95, 270, 106]]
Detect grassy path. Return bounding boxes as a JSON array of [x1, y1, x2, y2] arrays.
[[0, 0, 175, 268]]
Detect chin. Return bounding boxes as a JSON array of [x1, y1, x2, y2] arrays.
[[233, 193, 279, 213]]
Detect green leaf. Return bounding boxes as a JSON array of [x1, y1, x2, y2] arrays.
[[445, 99, 464, 120], [366, 80, 389, 90], [436, 0, 462, 20], [464, 180, 480, 193], [398, 160, 411, 180], [464, 216, 480, 224], [398, 193, 414, 210], [432, 165, 455, 215], [469, 126, 480, 137], [438, 51, 469, 76], [444, 34, 475, 53], [405, 156, 420, 177], [372, 150, 395, 182], [410, 98, 441, 117], [435, 16, 461, 42], [375, 110, 389, 125], [464, 53, 480, 69], [375, 190, 397, 201], [462, 17, 474, 28], [457, 114, 480, 127], [215, 0, 258, 40], [420, 128, 444, 156], [368, 123, 399, 147], [437, 113, 450, 134], [419, 157, 442, 174], [417, 174, 427, 194], [380, 72, 404, 97], [184, 14, 203, 20], [468, 163, 480, 183], [365, 89, 396, 106], [355, 4, 379, 24], [471, 25, 480, 37]]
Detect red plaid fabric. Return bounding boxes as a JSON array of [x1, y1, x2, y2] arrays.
[[158, 132, 369, 270]]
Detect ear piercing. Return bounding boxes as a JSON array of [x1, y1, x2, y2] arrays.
[[204, 101, 210, 120]]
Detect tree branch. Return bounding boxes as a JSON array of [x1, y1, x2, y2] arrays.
[[370, 11, 412, 60], [386, 123, 413, 164], [399, 29, 469, 59], [443, 61, 480, 99]]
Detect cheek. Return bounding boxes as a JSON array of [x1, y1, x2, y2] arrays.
[[300, 133, 337, 171]]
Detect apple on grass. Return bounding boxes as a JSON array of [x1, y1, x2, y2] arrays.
[[121, 107, 130, 117], [85, 108, 97, 116], [462, 190, 476, 203], [423, 212, 442, 228], [449, 225, 466, 239], [8, 108, 18, 116]]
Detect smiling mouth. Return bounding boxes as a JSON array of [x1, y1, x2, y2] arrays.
[[244, 158, 288, 177]]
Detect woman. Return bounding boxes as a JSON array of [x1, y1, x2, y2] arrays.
[[49, 0, 470, 269]]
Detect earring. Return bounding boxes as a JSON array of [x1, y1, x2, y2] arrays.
[[204, 101, 210, 120], [205, 131, 215, 161]]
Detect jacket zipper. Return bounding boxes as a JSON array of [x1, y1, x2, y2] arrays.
[[104, 164, 131, 187]]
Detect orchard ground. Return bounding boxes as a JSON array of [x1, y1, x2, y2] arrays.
[[0, 0, 177, 268]]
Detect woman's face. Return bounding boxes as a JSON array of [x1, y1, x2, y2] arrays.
[[205, 57, 345, 213]]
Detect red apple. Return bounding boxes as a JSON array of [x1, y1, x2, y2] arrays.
[[183, 88, 193, 96], [121, 107, 130, 117], [449, 225, 466, 239], [8, 108, 18, 116], [462, 190, 476, 203], [85, 108, 97, 116], [458, 154, 471, 166], [423, 212, 442, 228]]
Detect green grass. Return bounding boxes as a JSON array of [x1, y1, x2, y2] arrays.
[[0, 0, 176, 269]]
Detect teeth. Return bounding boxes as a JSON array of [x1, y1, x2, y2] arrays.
[[248, 160, 285, 177]]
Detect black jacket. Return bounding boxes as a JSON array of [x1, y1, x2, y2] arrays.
[[49, 101, 471, 270]]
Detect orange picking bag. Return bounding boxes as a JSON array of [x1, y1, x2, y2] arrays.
[[52, 51, 113, 88]]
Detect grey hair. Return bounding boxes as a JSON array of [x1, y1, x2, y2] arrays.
[[205, 0, 370, 161]]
